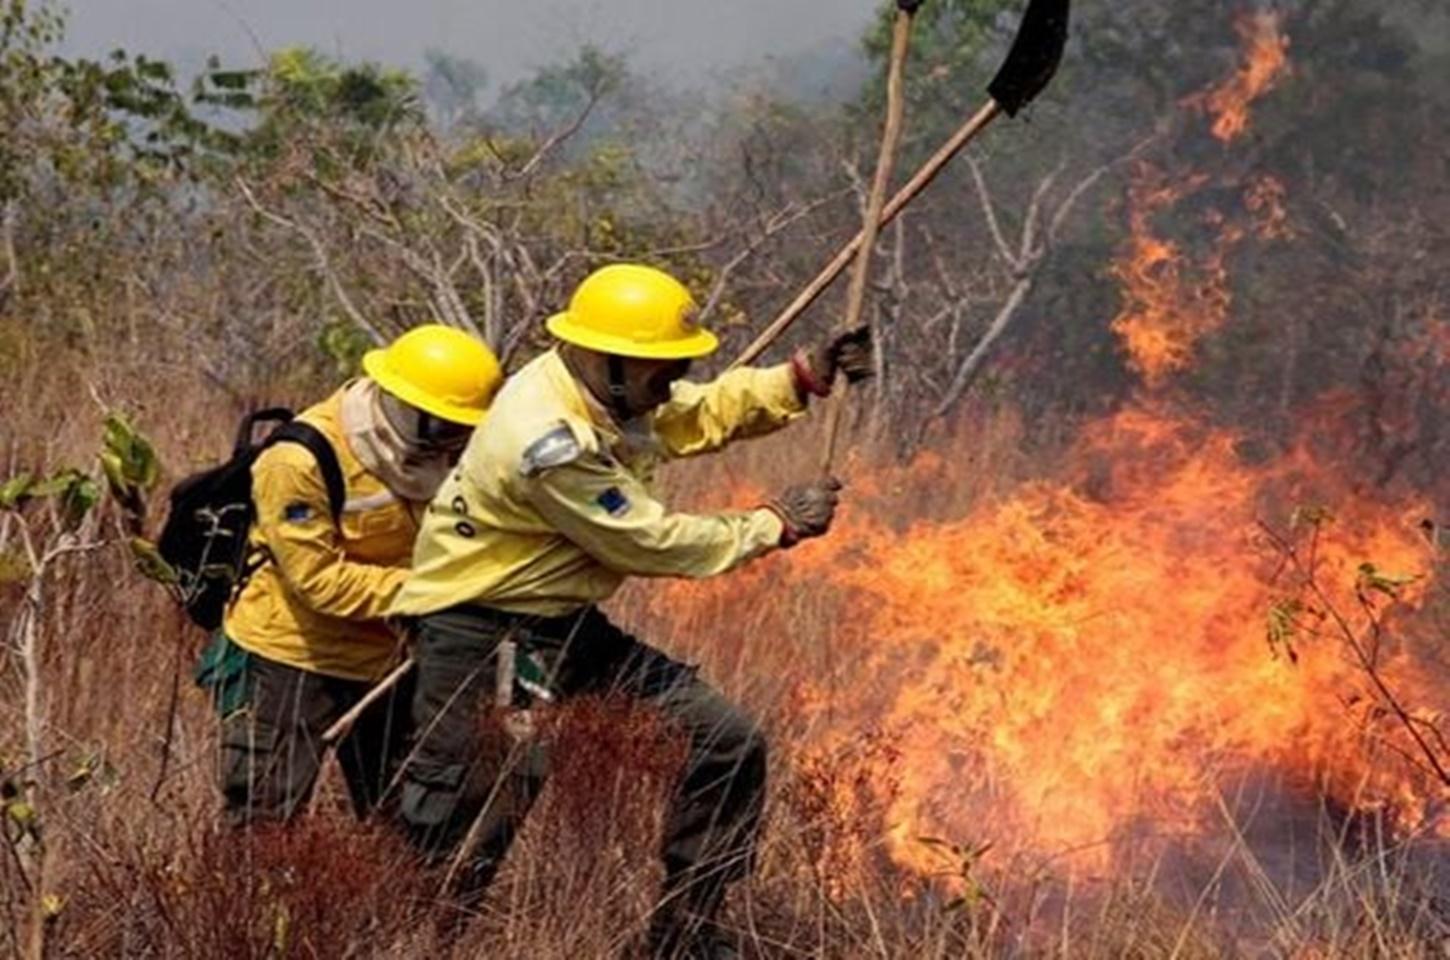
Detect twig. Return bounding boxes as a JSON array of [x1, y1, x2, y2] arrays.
[[149, 604, 190, 803], [509, 84, 606, 183], [0, 200, 18, 308], [235, 177, 388, 345]]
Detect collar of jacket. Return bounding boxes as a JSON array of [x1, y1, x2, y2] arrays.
[[542, 349, 622, 446], [542, 349, 667, 468]]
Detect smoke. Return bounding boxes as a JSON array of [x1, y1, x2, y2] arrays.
[[58, 0, 878, 96]]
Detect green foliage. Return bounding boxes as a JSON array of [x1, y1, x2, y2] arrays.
[[1355, 563, 1419, 602], [1266, 597, 1304, 663], [1, 772, 39, 844], [100, 412, 160, 502], [0, 470, 33, 509], [31, 468, 100, 531], [0, 467, 97, 530], [259, 47, 420, 133], [1, 0, 233, 199], [319, 319, 372, 376], [918, 835, 996, 913], [63, 749, 118, 794], [492, 45, 624, 134], [128, 537, 178, 586]]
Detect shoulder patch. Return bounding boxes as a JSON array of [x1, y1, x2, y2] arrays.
[[596, 486, 631, 518], [283, 501, 314, 523], [519, 423, 583, 478]]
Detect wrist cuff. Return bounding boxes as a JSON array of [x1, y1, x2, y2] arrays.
[[762, 503, 799, 548], [791, 350, 832, 399]]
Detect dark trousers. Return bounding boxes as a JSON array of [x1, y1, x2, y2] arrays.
[[399, 606, 768, 913], [205, 636, 414, 823]]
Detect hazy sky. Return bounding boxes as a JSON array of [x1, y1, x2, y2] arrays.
[[61, 0, 881, 91]]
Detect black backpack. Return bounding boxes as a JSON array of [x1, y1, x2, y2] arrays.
[[158, 407, 345, 629]]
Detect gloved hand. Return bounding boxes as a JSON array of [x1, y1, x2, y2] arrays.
[[766, 477, 843, 547], [793, 326, 875, 398]]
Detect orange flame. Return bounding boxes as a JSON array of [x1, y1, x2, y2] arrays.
[[1111, 12, 1295, 388], [1192, 11, 1291, 143], [1108, 166, 1243, 386], [639, 8, 1445, 900], [798, 408, 1442, 879]]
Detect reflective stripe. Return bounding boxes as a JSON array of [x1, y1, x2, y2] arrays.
[[343, 490, 398, 513]]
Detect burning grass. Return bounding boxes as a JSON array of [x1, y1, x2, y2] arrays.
[[3, 9, 1447, 955]]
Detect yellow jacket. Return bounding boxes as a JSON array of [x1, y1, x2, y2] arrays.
[[225, 388, 417, 681], [391, 349, 803, 618]]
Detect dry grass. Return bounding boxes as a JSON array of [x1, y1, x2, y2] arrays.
[[1, 346, 1447, 959]]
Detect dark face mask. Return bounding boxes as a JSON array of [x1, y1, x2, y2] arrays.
[[414, 410, 472, 452], [380, 393, 472, 454], [606, 355, 692, 420]]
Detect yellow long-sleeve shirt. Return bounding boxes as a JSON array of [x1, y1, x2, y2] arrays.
[[224, 389, 416, 681], [390, 349, 804, 618]]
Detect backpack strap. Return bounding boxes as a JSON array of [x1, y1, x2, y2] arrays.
[[268, 421, 346, 523], [234, 407, 295, 459]]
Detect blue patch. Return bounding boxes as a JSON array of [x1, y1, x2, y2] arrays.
[[283, 502, 314, 523], [596, 486, 631, 518]]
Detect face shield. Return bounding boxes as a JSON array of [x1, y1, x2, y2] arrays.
[[378, 392, 473, 457]]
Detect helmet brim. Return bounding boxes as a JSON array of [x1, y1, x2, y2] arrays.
[[546, 313, 720, 360], [362, 349, 489, 426]]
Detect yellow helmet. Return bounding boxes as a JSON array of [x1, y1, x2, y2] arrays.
[[362, 325, 503, 426], [546, 264, 719, 360]]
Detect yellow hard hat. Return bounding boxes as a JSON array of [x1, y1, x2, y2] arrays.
[[546, 264, 719, 360], [362, 325, 503, 426]]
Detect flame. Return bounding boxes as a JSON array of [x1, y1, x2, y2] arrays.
[[1191, 11, 1291, 143], [1111, 12, 1295, 387], [799, 407, 1442, 879], [638, 9, 1446, 899], [1108, 166, 1240, 386]]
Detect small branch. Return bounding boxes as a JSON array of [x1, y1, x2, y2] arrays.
[[1267, 523, 1450, 788], [235, 178, 387, 345], [509, 85, 605, 183], [933, 273, 1034, 418], [698, 191, 846, 325], [1019, 163, 1063, 262], [966, 158, 1017, 269], [0, 200, 18, 308]]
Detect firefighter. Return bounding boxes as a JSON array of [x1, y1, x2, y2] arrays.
[[196, 324, 503, 824], [390, 264, 871, 956]]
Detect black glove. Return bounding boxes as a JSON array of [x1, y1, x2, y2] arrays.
[[794, 326, 875, 397], [767, 478, 843, 546]]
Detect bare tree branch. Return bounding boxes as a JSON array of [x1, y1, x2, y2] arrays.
[[967, 157, 1016, 268], [235, 177, 388, 345], [0, 201, 18, 309], [508, 83, 606, 183]]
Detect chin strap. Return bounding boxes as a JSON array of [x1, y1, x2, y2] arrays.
[[606, 353, 633, 421]]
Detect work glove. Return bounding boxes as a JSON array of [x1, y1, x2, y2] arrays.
[[793, 326, 875, 398], [766, 478, 843, 547]]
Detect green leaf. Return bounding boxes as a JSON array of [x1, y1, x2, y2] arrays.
[[40, 892, 65, 921], [36, 470, 102, 532], [5, 799, 36, 828], [101, 412, 161, 501], [129, 537, 179, 585], [1266, 597, 1303, 663], [0, 473, 34, 509], [1356, 562, 1419, 600], [273, 904, 290, 954]]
